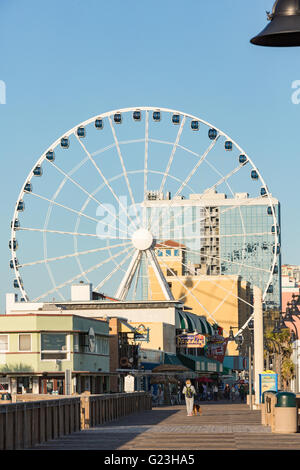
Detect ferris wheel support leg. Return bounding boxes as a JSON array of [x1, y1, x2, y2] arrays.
[[253, 286, 264, 409], [146, 249, 175, 301], [115, 250, 142, 301]]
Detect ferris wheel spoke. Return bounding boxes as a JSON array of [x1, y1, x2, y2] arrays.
[[108, 116, 141, 229], [149, 136, 220, 237], [91, 138, 146, 160], [158, 257, 217, 324], [148, 119, 186, 231], [174, 135, 220, 198], [159, 246, 254, 312], [157, 242, 271, 275], [75, 134, 133, 233], [19, 227, 130, 240], [159, 116, 186, 194], [28, 191, 129, 238], [133, 262, 141, 301], [152, 210, 272, 237], [143, 111, 149, 227], [146, 254, 153, 301], [149, 195, 278, 245], [202, 164, 244, 195], [47, 160, 130, 236], [93, 247, 135, 292], [18, 241, 132, 268], [33, 245, 132, 302]]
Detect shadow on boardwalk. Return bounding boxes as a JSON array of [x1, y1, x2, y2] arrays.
[[31, 402, 300, 451]]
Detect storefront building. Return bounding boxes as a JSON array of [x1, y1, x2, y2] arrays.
[[0, 313, 110, 395]]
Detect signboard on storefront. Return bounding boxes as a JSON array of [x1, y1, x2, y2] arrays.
[[259, 372, 278, 403], [177, 333, 206, 348], [124, 374, 135, 393], [134, 324, 150, 342], [205, 338, 228, 363]]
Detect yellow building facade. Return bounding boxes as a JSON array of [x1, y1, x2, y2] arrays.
[[148, 241, 252, 356]]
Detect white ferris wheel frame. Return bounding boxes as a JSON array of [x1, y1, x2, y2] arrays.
[[10, 106, 280, 336]]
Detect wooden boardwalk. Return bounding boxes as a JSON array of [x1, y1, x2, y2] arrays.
[[31, 402, 300, 450]]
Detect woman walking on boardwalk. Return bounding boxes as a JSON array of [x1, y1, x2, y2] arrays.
[[182, 379, 196, 416]]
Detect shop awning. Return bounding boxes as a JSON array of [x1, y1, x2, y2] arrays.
[[178, 353, 224, 374], [176, 310, 214, 336], [164, 353, 187, 367]]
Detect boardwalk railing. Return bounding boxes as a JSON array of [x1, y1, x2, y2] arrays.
[[0, 392, 152, 450]]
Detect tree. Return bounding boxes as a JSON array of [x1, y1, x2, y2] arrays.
[[264, 329, 295, 390]]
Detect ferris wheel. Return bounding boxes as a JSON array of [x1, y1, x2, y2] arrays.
[[9, 106, 280, 335]]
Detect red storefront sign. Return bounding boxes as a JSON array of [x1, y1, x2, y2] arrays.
[[205, 338, 229, 363]]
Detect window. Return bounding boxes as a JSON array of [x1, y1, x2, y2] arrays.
[[174, 249, 179, 256], [41, 333, 68, 360], [166, 249, 171, 256], [167, 269, 177, 276], [19, 334, 31, 351], [0, 335, 8, 351], [96, 336, 109, 355]]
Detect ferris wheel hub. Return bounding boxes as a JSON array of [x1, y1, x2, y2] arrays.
[[131, 228, 154, 251]]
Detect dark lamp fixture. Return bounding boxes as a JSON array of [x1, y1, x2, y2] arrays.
[[251, 0, 300, 47], [228, 328, 235, 341]]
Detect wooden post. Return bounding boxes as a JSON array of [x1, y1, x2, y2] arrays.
[[80, 391, 90, 429]]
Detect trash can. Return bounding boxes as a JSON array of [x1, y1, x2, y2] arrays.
[[261, 390, 277, 425], [274, 392, 297, 433]]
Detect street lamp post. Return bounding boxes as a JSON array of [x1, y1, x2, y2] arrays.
[[251, 0, 300, 47], [248, 319, 254, 410], [253, 286, 264, 409], [228, 286, 263, 409]]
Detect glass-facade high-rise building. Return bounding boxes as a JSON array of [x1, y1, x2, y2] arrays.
[[143, 190, 281, 312]]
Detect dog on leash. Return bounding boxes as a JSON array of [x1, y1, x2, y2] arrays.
[[192, 404, 202, 416]]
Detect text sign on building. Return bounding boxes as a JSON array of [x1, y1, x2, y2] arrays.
[[177, 333, 206, 348], [124, 374, 135, 393], [259, 372, 278, 403], [134, 324, 149, 342]]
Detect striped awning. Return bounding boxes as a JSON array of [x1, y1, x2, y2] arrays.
[[176, 310, 214, 336]]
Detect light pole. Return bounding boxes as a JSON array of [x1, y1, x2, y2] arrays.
[[253, 286, 264, 408], [228, 326, 245, 398], [248, 319, 254, 410]]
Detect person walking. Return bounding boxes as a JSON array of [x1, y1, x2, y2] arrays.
[[213, 383, 218, 401], [182, 379, 196, 416], [231, 385, 236, 401], [239, 384, 246, 403], [224, 384, 230, 400], [202, 383, 207, 401], [199, 383, 204, 401]]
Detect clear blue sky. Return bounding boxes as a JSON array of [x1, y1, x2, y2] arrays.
[[1, 0, 300, 311]]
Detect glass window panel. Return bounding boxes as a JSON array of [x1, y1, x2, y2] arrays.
[[0, 335, 8, 351], [41, 333, 67, 351], [19, 334, 31, 351]]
